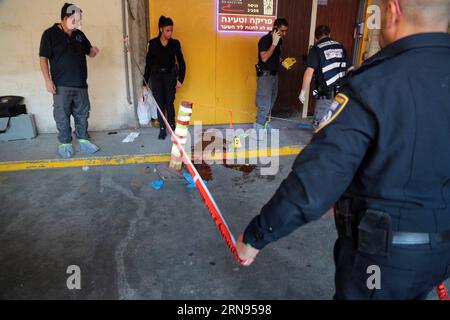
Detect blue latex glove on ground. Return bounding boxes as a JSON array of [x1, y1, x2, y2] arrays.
[[151, 179, 164, 190], [183, 172, 207, 189]]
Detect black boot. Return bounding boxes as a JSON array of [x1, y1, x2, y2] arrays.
[[158, 128, 167, 140]]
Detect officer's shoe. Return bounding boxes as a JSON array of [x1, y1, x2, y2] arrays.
[[158, 128, 167, 140]]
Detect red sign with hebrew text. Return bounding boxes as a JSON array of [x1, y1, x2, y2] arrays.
[[218, 0, 278, 33]]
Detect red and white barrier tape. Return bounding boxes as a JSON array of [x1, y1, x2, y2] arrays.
[[436, 284, 449, 301], [158, 102, 244, 265], [125, 37, 450, 284]]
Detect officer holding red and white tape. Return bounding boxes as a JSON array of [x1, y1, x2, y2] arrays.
[[237, 0, 450, 300]]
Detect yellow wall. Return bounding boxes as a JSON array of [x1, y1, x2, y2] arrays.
[[149, 0, 260, 125]]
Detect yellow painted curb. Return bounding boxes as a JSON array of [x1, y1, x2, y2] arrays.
[[0, 146, 303, 173]]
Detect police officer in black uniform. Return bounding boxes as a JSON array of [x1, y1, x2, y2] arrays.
[[299, 25, 350, 129], [237, 0, 450, 300], [143, 16, 186, 140], [254, 18, 289, 133]]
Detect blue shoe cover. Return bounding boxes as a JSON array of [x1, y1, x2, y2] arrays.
[[79, 140, 100, 154], [58, 144, 74, 159]]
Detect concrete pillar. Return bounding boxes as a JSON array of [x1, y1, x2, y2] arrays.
[[302, 0, 318, 119], [126, 0, 150, 127]]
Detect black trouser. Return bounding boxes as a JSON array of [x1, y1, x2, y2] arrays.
[[150, 73, 177, 130], [53, 86, 91, 144], [333, 236, 450, 300]]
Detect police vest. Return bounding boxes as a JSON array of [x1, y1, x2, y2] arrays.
[[314, 40, 348, 92]]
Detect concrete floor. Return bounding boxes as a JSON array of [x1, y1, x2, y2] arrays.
[[0, 122, 448, 300], [0, 158, 338, 300]]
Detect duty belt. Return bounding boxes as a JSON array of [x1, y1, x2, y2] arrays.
[[258, 70, 277, 77], [156, 68, 170, 74], [314, 85, 340, 100], [152, 67, 176, 74], [335, 199, 450, 247]]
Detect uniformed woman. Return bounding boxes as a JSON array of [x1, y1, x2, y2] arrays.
[[143, 16, 186, 140]]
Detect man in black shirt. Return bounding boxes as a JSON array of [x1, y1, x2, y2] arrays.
[[39, 3, 100, 158], [254, 18, 288, 135]]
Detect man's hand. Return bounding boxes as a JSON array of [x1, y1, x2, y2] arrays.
[[176, 80, 182, 88], [89, 46, 100, 58], [236, 234, 260, 266], [46, 80, 56, 95], [272, 31, 281, 47], [299, 90, 306, 104]]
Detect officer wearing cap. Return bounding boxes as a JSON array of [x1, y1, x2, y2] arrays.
[[254, 18, 289, 133], [299, 25, 351, 129], [237, 0, 450, 300]]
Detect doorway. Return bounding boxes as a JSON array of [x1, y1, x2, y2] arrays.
[[273, 0, 362, 118]]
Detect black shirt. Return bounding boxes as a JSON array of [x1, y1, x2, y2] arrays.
[[143, 37, 186, 84], [306, 37, 350, 70], [257, 32, 282, 73], [305, 41, 323, 70], [39, 24, 92, 88]]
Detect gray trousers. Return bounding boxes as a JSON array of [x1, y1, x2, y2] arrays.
[[313, 98, 333, 128], [255, 75, 278, 126], [53, 86, 91, 144]]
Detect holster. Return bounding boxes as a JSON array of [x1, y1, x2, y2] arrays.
[[334, 199, 357, 239], [255, 64, 262, 77], [316, 86, 339, 100], [357, 209, 393, 256], [255, 64, 276, 77], [335, 199, 393, 256]]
